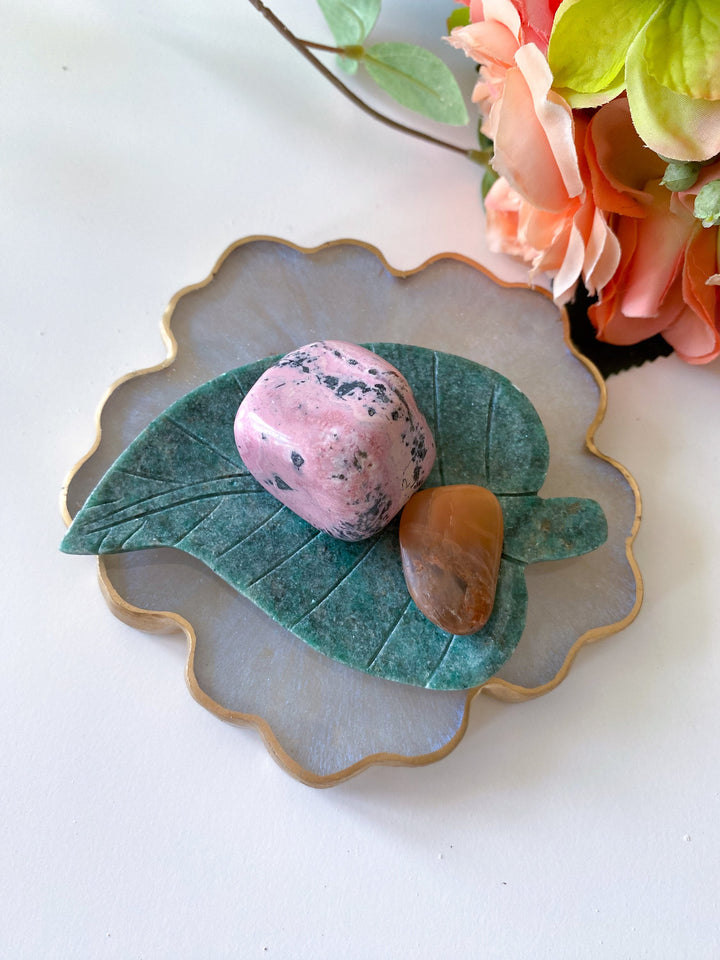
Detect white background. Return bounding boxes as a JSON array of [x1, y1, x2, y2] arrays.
[[4, 1, 720, 956]]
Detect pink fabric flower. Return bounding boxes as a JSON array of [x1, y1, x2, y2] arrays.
[[447, 1, 562, 139], [449, 3, 720, 361], [582, 98, 720, 363], [484, 113, 619, 304], [446, 0, 525, 139], [453, 0, 562, 54], [492, 43, 583, 212], [590, 165, 720, 363], [448, 0, 615, 303], [446, 3, 581, 207], [510, 0, 563, 52]]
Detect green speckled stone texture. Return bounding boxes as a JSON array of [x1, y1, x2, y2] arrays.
[[63, 344, 607, 690]]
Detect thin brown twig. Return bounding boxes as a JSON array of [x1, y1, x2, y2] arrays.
[[246, 0, 479, 160]]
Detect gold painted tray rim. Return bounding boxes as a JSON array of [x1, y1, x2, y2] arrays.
[[60, 236, 643, 788]]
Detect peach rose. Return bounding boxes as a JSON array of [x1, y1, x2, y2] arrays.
[[510, 0, 563, 52], [590, 166, 720, 363], [484, 112, 620, 304], [453, 1, 562, 54], [449, 4, 583, 210], [446, 0, 526, 139], [491, 43, 583, 213], [585, 100, 720, 363], [446, 1, 562, 140], [584, 97, 666, 219], [478, 53, 619, 305]]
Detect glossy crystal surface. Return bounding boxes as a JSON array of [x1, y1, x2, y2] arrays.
[[400, 485, 504, 635]]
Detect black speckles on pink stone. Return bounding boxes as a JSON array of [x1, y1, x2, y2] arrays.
[[336, 380, 371, 398], [333, 485, 393, 540], [234, 340, 436, 541]]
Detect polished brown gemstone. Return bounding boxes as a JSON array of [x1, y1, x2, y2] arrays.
[[399, 484, 504, 635]]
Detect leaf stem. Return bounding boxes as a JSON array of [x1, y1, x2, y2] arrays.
[[246, 0, 474, 158], [298, 38, 348, 55]]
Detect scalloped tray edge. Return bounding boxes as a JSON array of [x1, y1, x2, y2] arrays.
[[61, 235, 644, 788]]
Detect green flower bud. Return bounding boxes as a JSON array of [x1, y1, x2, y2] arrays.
[[661, 160, 701, 192], [694, 181, 720, 228]]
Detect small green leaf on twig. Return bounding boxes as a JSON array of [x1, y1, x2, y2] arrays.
[[364, 42, 469, 125], [317, 0, 380, 74], [317, 0, 380, 45], [447, 6, 471, 31], [250, 0, 471, 157], [338, 44, 365, 73], [661, 160, 701, 192]]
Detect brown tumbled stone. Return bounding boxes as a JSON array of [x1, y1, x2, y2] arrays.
[[399, 484, 504, 635]]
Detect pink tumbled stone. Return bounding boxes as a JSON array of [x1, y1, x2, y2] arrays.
[[234, 341, 436, 541]]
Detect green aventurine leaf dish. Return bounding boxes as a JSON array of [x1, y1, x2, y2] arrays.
[[61, 344, 607, 690]]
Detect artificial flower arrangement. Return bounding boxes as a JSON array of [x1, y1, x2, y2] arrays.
[[249, 0, 720, 367]]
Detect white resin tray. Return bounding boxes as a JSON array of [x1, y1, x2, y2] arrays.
[[62, 238, 641, 786]]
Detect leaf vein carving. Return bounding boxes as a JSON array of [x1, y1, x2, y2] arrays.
[[118, 467, 185, 485], [175, 500, 227, 546], [366, 597, 414, 668], [164, 415, 241, 469], [245, 529, 325, 587], [432, 350, 445, 485], [215, 503, 286, 559], [484, 381, 499, 481], [99, 518, 145, 552], [83, 484, 263, 536], [425, 633, 458, 687], [289, 537, 382, 627]]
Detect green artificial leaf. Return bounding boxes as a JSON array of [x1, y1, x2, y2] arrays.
[[643, 0, 720, 100], [62, 345, 607, 690], [661, 160, 701, 192], [447, 6, 471, 31], [477, 126, 494, 152], [317, 0, 380, 45], [625, 14, 720, 161], [337, 50, 362, 76], [694, 180, 720, 227], [364, 42, 469, 125], [548, 0, 657, 102], [481, 166, 500, 200], [317, 0, 380, 74]]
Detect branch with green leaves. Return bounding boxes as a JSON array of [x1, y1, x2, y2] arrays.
[[247, 0, 489, 164]]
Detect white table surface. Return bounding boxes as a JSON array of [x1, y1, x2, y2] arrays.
[[4, 1, 720, 956]]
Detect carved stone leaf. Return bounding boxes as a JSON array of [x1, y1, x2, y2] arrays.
[[61, 345, 607, 690]]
